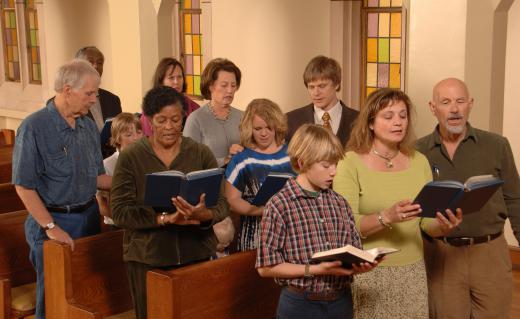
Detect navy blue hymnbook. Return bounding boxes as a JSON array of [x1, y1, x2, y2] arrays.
[[414, 175, 504, 218], [251, 172, 294, 206], [144, 168, 224, 211]]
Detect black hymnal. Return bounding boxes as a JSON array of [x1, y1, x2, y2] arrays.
[[311, 245, 399, 268], [251, 172, 294, 206], [99, 118, 113, 146], [414, 175, 503, 218], [144, 168, 223, 210]]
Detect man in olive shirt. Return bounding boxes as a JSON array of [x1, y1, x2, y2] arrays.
[[416, 78, 520, 319]]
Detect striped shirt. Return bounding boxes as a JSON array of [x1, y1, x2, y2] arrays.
[[256, 178, 361, 293], [225, 144, 294, 250]]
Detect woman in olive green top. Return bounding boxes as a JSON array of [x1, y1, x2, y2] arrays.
[[333, 88, 462, 319], [111, 86, 229, 319]]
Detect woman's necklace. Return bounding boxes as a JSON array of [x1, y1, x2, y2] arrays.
[[208, 104, 230, 121], [372, 148, 399, 169]]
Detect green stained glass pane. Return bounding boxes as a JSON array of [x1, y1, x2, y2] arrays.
[[194, 75, 201, 95], [378, 38, 389, 62], [30, 29, 36, 46], [10, 11, 16, 28]]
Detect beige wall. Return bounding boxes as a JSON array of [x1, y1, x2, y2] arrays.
[[407, 0, 467, 137], [211, 0, 330, 111], [503, 0, 520, 246]]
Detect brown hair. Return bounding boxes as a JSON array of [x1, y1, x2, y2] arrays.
[[303, 55, 341, 91], [347, 88, 416, 155], [110, 112, 142, 149], [239, 99, 287, 149], [288, 124, 344, 173], [152, 57, 187, 92], [200, 58, 241, 100]]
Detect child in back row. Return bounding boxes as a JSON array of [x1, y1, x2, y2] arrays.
[[97, 112, 142, 224], [255, 124, 377, 319], [225, 98, 294, 251]]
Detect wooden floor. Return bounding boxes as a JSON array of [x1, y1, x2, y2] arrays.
[[512, 267, 520, 319]]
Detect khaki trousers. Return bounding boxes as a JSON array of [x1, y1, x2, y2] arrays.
[[423, 234, 512, 319]]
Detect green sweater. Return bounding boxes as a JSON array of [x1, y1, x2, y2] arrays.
[[333, 151, 433, 266], [416, 124, 520, 241], [110, 137, 229, 266]]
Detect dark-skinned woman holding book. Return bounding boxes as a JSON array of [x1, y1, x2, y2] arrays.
[[110, 86, 229, 319], [333, 88, 463, 319]]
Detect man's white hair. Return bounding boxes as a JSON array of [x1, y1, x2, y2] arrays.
[[54, 59, 100, 93]]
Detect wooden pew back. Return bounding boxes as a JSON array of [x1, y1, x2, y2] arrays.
[[147, 250, 280, 319], [44, 230, 133, 319], [0, 210, 35, 287], [0, 210, 36, 319], [0, 183, 24, 214]]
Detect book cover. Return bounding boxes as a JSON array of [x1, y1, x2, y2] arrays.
[[99, 118, 113, 146], [414, 175, 504, 218], [311, 245, 399, 268], [251, 172, 294, 206], [144, 168, 224, 210]]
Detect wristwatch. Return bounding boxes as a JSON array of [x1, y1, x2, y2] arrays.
[[304, 264, 314, 279], [42, 222, 56, 231]]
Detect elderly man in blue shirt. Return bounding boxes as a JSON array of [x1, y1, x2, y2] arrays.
[[12, 59, 112, 319]]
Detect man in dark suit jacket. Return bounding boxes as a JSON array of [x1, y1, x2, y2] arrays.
[[286, 56, 358, 147], [76, 46, 122, 157]]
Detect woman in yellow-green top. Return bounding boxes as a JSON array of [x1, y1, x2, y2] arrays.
[[333, 88, 462, 319]]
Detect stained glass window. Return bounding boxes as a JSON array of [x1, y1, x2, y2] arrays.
[[24, 0, 40, 84], [1, 0, 20, 82], [363, 0, 404, 99], [180, 0, 203, 97]]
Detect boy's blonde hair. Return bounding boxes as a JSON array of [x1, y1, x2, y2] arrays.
[[239, 98, 287, 149], [288, 124, 344, 173], [110, 112, 142, 149]]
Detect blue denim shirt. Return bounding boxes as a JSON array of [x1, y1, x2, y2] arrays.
[[12, 100, 105, 206]]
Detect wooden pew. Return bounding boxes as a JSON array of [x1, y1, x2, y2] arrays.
[[43, 230, 134, 319], [147, 250, 280, 319], [0, 183, 25, 214], [0, 130, 15, 147], [0, 145, 13, 184], [0, 210, 36, 319]]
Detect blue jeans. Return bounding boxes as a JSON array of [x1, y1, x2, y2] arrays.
[[277, 287, 353, 319], [25, 204, 100, 319]]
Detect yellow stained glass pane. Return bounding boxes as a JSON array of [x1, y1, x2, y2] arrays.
[[186, 75, 193, 94], [13, 45, 18, 62], [192, 34, 200, 55], [29, 11, 35, 29], [184, 34, 192, 54], [7, 46, 13, 60], [389, 64, 400, 88], [367, 63, 377, 86], [8, 62, 14, 78], [390, 13, 401, 37], [184, 14, 191, 34], [11, 28, 17, 43], [391, 0, 403, 7], [184, 0, 192, 9], [378, 13, 390, 37], [193, 55, 201, 75], [31, 47, 37, 61], [32, 64, 39, 81], [4, 12, 9, 28], [380, 0, 391, 7], [366, 87, 377, 97], [378, 38, 389, 63], [390, 39, 400, 63], [194, 75, 201, 95], [367, 38, 377, 63]]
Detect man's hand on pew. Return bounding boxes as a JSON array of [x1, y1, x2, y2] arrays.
[[172, 194, 214, 223], [46, 226, 75, 251]]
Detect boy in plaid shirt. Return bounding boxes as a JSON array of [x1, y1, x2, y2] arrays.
[[256, 124, 377, 319]]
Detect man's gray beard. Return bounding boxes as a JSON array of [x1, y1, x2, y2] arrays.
[[444, 121, 465, 135]]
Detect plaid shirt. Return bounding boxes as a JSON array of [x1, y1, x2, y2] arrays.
[[256, 178, 361, 293]]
